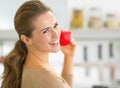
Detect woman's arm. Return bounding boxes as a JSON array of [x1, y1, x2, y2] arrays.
[[61, 41, 76, 87]]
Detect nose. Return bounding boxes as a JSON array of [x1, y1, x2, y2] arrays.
[[51, 28, 60, 39]]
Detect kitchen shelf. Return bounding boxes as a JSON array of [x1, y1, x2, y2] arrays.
[[0, 30, 18, 41], [71, 29, 120, 41], [0, 29, 120, 41]]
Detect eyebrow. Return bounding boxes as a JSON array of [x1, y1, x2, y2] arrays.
[[40, 22, 58, 32]]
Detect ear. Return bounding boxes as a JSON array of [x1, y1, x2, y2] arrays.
[[20, 35, 31, 45]]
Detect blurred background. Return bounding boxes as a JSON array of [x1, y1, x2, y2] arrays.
[[0, 0, 120, 88]]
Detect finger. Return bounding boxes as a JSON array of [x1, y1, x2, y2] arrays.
[[70, 38, 76, 46]]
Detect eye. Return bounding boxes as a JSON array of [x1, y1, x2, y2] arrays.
[[54, 23, 59, 28], [43, 28, 50, 34]]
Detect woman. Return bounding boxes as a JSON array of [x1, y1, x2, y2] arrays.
[[1, 0, 76, 88]]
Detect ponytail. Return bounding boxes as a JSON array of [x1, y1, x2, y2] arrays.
[[1, 39, 27, 88], [1, 1, 52, 88]]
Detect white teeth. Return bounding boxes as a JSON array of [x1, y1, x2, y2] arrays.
[[53, 40, 59, 43], [50, 40, 59, 44]]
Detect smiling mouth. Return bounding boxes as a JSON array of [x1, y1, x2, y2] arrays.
[[49, 40, 59, 46]]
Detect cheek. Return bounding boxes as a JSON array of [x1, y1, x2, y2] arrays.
[[33, 37, 49, 50], [38, 36, 51, 44]]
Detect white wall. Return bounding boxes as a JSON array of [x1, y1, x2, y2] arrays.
[[0, 0, 68, 30], [0, 0, 27, 29]]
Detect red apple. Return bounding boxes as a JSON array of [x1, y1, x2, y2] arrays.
[[60, 30, 71, 46]]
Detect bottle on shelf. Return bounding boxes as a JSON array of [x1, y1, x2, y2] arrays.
[[109, 42, 115, 81], [98, 44, 103, 82], [83, 46, 89, 76]]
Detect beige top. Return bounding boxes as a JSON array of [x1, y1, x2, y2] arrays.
[[21, 65, 73, 88]]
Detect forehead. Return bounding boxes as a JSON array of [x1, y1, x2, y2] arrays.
[[33, 11, 57, 30]]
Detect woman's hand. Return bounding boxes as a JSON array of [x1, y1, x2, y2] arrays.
[[61, 40, 76, 57]]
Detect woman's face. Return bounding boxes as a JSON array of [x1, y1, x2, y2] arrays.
[[28, 11, 60, 53]]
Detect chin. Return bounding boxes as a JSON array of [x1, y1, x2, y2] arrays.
[[51, 48, 60, 53]]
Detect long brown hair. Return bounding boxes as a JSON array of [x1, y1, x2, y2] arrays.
[[1, 0, 51, 88]]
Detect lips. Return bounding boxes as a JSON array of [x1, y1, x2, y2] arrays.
[[49, 40, 59, 46]]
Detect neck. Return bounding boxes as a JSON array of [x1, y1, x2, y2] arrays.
[[25, 50, 50, 69]]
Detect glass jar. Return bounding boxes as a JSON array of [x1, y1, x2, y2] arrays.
[[104, 13, 120, 29], [88, 7, 102, 29], [70, 9, 83, 29]]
